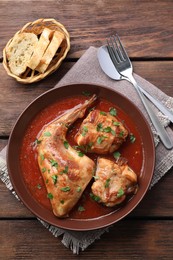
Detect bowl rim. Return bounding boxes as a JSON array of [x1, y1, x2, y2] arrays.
[[7, 83, 155, 231]]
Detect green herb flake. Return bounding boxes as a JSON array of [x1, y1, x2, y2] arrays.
[[97, 135, 107, 144], [81, 126, 88, 136], [105, 178, 111, 188], [100, 111, 107, 116], [64, 140, 69, 149], [77, 186, 82, 192], [113, 121, 120, 126], [113, 151, 121, 159], [78, 206, 85, 212], [40, 154, 45, 161], [41, 167, 46, 173], [109, 107, 117, 116], [50, 159, 58, 168], [90, 193, 101, 202], [47, 193, 53, 199], [82, 91, 91, 97], [61, 186, 70, 192], [84, 142, 93, 152], [60, 166, 69, 174], [44, 131, 51, 137], [103, 126, 116, 136], [96, 123, 103, 132], [51, 175, 58, 185], [111, 129, 116, 136], [60, 200, 64, 204], [37, 184, 42, 190], [103, 126, 112, 133], [63, 166, 69, 174], [117, 188, 124, 198], [35, 138, 42, 145], [78, 151, 84, 157], [130, 133, 136, 143], [119, 131, 124, 137]]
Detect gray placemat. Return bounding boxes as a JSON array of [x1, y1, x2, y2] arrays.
[[0, 46, 173, 254]]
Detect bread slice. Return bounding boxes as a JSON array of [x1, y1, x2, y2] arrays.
[[27, 28, 53, 70], [6, 32, 38, 76], [36, 30, 64, 73]]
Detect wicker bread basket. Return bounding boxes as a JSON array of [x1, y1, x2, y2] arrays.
[[3, 18, 70, 84]]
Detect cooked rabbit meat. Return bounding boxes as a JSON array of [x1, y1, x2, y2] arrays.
[[75, 109, 128, 154], [91, 158, 138, 207], [37, 95, 96, 217]]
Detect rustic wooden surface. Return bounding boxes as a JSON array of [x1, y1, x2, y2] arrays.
[[0, 1, 173, 259]]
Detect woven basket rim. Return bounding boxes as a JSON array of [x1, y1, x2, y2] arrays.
[[3, 18, 70, 84]]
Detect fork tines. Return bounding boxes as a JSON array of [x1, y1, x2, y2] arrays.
[[107, 34, 128, 64]]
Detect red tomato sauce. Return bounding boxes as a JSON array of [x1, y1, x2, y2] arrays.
[[20, 95, 143, 219]]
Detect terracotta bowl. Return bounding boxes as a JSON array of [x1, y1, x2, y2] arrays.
[[7, 83, 155, 231]]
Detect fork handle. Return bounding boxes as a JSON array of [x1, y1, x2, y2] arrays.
[[129, 75, 173, 149]]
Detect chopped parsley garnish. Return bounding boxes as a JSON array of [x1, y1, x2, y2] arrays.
[[64, 140, 69, 149], [97, 135, 107, 144], [47, 193, 53, 199], [63, 166, 69, 174], [100, 111, 107, 116], [60, 200, 64, 204], [109, 107, 117, 116], [60, 166, 69, 175], [44, 131, 51, 137], [101, 126, 116, 136], [113, 121, 120, 126], [105, 178, 111, 188], [86, 142, 93, 152], [61, 186, 70, 192], [103, 126, 112, 133], [113, 151, 121, 159], [35, 138, 42, 145], [37, 184, 42, 189], [81, 126, 88, 136], [51, 175, 58, 185], [78, 206, 85, 212], [77, 186, 82, 192], [41, 167, 46, 173], [111, 129, 116, 136], [96, 123, 103, 132], [40, 154, 45, 161], [129, 133, 136, 143], [50, 159, 58, 168], [78, 151, 84, 157], [82, 91, 91, 97], [119, 131, 124, 137], [117, 188, 124, 198], [90, 193, 101, 202]]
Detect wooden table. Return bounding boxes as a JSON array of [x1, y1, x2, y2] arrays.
[[0, 1, 173, 259]]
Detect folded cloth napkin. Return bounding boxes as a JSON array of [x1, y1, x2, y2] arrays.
[[0, 46, 173, 254]]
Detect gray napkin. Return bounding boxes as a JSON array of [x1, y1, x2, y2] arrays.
[[0, 46, 173, 254]]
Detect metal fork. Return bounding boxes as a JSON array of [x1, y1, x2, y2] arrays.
[[107, 34, 173, 149]]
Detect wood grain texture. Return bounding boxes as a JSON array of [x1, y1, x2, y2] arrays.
[[0, 1, 173, 59], [0, 61, 173, 136], [0, 219, 172, 259]]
